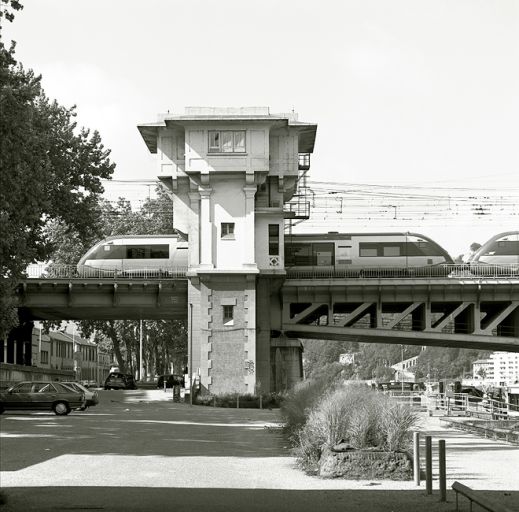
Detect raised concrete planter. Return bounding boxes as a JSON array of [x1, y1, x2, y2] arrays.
[[319, 444, 413, 480]]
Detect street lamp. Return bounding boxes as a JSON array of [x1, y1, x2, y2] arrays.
[[189, 303, 193, 406]]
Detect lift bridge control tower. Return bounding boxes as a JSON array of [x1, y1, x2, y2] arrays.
[[138, 107, 317, 394]]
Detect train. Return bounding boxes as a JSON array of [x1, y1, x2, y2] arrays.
[[468, 231, 519, 268], [77, 235, 188, 277], [284, 232, 453, 276], [76, 231, 519, 277]]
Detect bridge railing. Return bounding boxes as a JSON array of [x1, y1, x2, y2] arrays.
[[285, 264, 519, 280], [24, 264, 188, 279]]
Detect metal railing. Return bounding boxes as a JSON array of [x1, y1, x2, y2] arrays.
[[384, 391, 519, 420], [285, 264, 519, 280], [24, 264, 188, 279], [426, 392, 519, 419]]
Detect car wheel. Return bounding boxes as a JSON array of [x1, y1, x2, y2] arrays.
[[79, 405, 88, 411], [53, 401, 70, 416]]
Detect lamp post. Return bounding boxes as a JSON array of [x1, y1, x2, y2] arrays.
[[401, 344, 404, 392], [139, 319, 143, 382], [189, 303, 193, 406]]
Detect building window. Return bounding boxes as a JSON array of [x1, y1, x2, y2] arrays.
[[221, 222, 235, 239], [269, 224, 280, 255], [41, 351, 49, 364], [208, 130, 246, 153], [223, 305, 234, 326]]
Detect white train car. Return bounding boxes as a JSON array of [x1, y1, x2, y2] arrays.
[[77, 235, 188, 277], [285, 232, 453, 275], [470, 231, 519, 271]]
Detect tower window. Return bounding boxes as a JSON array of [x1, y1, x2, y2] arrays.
[[208, 130, 246, 153], [221, 223, 235, 239], [223, 305, 234, 326], [269, 224, 279, 255]]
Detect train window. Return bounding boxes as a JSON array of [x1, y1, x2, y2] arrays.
[[359, 243, 378, 257], [126, 245, 170, 259], [383, 246, 400, 257], [91, 245, 125, 260], [407, 242, 441, 257], [149, 245, 169, 258], [491, 241, 519, 255], [285, 243, 312, 266]]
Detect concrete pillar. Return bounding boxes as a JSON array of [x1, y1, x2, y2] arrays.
[[199, 187, 213, 268], [188, 190, 200, 266], [256, 277, 272, 393], [243, 186, 257, 268]]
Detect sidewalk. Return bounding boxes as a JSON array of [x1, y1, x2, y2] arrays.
[[416, 412, 519, 491]]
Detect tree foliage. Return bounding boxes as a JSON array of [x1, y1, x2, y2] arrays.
[[303, 337, 488, 383], [0, 2, 115, 336]]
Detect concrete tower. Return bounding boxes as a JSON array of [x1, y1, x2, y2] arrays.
[[138, 107, 317, 394]]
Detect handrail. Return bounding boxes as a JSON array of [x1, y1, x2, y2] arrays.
[[23, 264, 188, 279], [452, 481, 513, 512], [285, 264, 519, 280]]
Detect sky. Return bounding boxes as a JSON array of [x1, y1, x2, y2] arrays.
[[3, 0, 519, 256]]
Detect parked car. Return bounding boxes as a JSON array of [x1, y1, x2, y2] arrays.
[[157, 374, 185, 389], [104, 372, 137, 390], [0, 381, 85, 415], [61, 381, 99, 409]]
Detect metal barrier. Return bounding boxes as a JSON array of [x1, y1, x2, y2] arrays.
[[24, 264, 188, 279], [425, 393, 516, 420], [452, 481, 513, 512], [285, 264, 519, 280]]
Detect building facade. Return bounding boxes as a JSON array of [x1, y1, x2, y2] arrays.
[[138, 107, 317, 394], [472, 352, 519, 386]]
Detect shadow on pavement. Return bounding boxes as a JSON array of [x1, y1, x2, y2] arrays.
[[5, 487, 519, 512], [0, 399, 287, 471]]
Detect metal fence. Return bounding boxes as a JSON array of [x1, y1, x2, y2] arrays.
[[24, 264, 188, 279], [285, 264, 519, 280]]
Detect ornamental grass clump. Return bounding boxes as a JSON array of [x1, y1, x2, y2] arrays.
[[280, 363, 344, 434], [290, 384, 419, 474], [380, 402, 420, 452]]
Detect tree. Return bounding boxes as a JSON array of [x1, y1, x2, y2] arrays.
[[0, 1, 115, 337]]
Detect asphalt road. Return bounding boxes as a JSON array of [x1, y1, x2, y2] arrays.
[[1, 389, 518, 511]]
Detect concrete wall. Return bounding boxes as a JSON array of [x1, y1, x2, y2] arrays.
[[185, 126, 269, 174], [158, 128, 185, 179], [0, 363, 74, 389]]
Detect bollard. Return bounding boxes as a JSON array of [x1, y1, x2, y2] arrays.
[[213, 395, 216, 407], [413, 432, 421, 486], [425, 435, 433, 495], [237, 395, 240, 409], [259, 394, 263, 410], [439, 440, 446, 502]]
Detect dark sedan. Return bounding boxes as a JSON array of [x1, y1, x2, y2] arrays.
[[0, 381, 85, 415], [61, 381, 99, 409]]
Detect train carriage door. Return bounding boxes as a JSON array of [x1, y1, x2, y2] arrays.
[[313, 243, 334, 266], [336, 245, 352, 267]]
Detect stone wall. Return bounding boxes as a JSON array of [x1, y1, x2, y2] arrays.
[[319, 445, 413, 480]]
